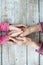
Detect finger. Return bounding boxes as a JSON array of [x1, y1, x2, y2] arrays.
[[10, 31, 23, 37], [9, 37, 18, 43], [16, 37, 23, 41], [13, 27, 21, 31], [15, 24, 27, 28], [20, 32, 27, 36], [9, 25, 21, 31], [8, 31, 15, 35], [8, 40, 16, 44], [9, 37, 24, 45], [16, 37, 26, 41]]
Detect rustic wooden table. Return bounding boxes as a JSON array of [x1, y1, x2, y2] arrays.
[[0, 0, 43, 65]]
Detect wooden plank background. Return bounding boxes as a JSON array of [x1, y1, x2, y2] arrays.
[[0, 0, 43, 65]]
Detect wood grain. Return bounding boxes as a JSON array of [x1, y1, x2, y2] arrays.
[[26, 0, 39, 65], [40, 0, 43, 65], [2, 0, 26, 65], [0, 0, 43, 65]]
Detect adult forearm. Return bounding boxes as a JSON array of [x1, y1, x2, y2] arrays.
[[27, 24, 41, 34], [27, 38, 40, 49]]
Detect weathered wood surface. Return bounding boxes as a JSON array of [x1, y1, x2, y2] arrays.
[[27, 0, 39, 65], [0, 0, 43, 65], [40, 0, 43, 65]]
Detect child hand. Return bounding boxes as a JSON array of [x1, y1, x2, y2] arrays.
[[8, 36, 32, 45], [8, 30, 23, 37]]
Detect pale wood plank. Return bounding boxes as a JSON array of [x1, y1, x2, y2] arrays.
[[1, 0, 41, 65], [0, 46, 1, 65], [0, 0, 2, 64], [14, 45, 26, 65], [40, 0, 43, 65], [27, 0, 39, 65], [13, 0, 26, 65], [2, 43, 10, 65], [2, 0, 26, 65]]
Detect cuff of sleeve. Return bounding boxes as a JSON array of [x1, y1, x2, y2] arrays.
[[0, 22, 9, 31], [0, 35, 9, 44], [36, 43, 43, 55], [40, 22, 43, 33]]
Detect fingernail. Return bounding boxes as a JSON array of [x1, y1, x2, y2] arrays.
[[20, 34, 23, 36]]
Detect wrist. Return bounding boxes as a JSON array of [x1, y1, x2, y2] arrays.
[[27, 37, 40, 49], [32, 24, 41, 32], [26, 38, 32, 46], [27, 27, 34, 34], [27, 24, 42, 34]]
